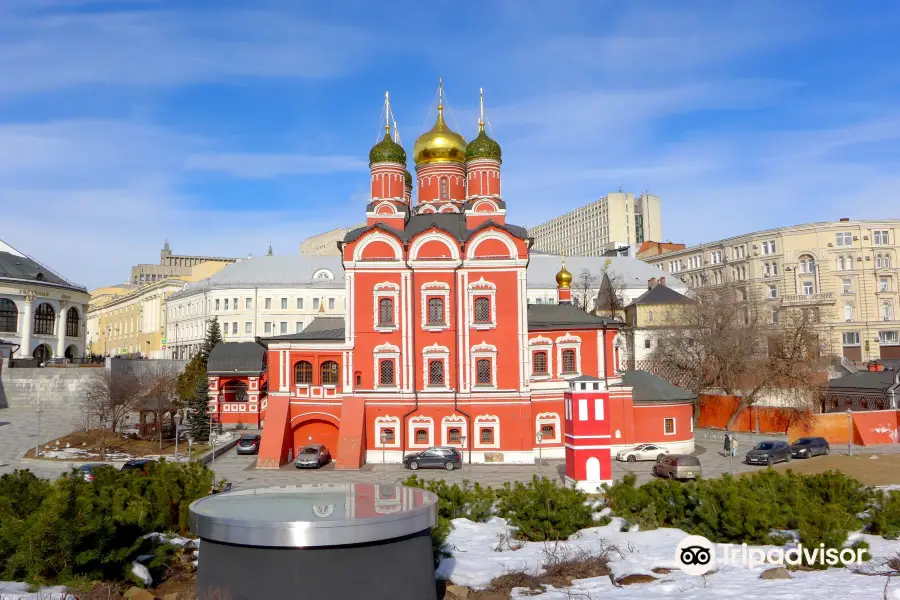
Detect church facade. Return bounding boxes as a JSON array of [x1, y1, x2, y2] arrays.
[[245, 86, 694, 470]]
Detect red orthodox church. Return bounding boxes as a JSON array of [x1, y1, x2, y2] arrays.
[[209, 84, 694, 477]]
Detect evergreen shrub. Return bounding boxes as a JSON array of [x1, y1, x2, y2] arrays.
[[0, 462, 214, 585], [604, 469, 879, 552]]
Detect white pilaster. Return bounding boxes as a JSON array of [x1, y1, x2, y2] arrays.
[[56, 301, 68, 358], [17, 298, 33, 358]]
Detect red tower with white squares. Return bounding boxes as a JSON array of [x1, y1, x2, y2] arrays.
[[564, 375, 615, 492]]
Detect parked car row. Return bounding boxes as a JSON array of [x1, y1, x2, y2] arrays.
[[615, 436, 832, 483], [75, 458, 157, 481]]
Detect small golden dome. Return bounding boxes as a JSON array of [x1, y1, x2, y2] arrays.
[[556, 261, 573, 288], [413, 105, 467, 165]]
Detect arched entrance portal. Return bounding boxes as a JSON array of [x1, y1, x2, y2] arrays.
[[65, 345, 79, 360], [33, 344, 52, 363], [292, 416, 339, 460]]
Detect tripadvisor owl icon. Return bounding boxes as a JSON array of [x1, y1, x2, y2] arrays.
[[675, 535, 716, 576]]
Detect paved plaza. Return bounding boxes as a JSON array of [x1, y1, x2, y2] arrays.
[[3, 406, 898, 488]]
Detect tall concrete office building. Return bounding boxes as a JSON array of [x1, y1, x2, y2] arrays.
[[528, 192, 662, 256]]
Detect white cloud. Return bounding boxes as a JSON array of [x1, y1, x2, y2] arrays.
[[185, 153, 367, 178], [0, 5, 373, 97]]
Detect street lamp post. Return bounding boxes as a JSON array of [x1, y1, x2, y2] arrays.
[[380, 431, 387, 469], [35, 405, 43, 458], [460, 435, 467, 490], [536, 430, 544, 480], [846, 408, 853, 456]]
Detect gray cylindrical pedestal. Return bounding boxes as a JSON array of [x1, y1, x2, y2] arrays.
[[189, 483, 438, 600]]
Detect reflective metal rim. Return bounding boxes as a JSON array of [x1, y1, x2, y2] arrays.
[[189, 491, 438, 548]]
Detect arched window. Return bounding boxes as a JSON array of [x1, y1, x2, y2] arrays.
[[321, 361, 339, 385], [837, 256, 845, 271], [440, 178, 448, 200], [0, 299, 17, 333], [427, 297, 444, 325], [799, 255, 815, 274], [883, 302, 893, 321], [33, 303, 55, 335], [379, 360, 395, 385], [65, 307, 80, 337], [532, 351, 548, 375], [295, 361, 313, 384], [562, 349, 576, 373], [474, 297, 491, 323], [844, 303, 853, 322], [378, 298, 394, 326], [223, 381, 248, 402]]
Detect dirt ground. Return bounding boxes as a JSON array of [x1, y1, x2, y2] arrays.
[[757, 453, 900, 486], [24, 429, 210, 460]]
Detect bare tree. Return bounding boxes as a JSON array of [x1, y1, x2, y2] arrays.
[[593, 271, 628, 320], [145, 371, 179, 453], [80, 369, 144, 458], [649, 282, 827, 425], [574, 269, 596, 311]]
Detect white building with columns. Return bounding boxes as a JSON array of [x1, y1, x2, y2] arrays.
[[165, 255, 345, 360], [0, 239, 90, 361]]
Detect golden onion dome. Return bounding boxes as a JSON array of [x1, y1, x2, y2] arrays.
[[556, 261, 573, 288], [413, 104, 467, 165]]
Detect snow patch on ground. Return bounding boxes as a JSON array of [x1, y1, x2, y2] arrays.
[[0, 582, 75, 600], [439, 517, 900, 599], [130, 562, 152, 586]]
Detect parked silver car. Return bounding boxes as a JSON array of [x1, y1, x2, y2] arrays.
[[653, 455, 702, 480], [294, 444, 331, 469]]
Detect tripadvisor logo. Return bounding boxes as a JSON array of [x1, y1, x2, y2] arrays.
[[675, 535, 868, 576]]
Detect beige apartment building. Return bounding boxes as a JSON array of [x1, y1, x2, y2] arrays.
[[130, 241, 237, 285], [642, 219, 900, 363], [86, 278, 187, 358], [528, 192, 662, 256], [300, 225, 364, 256]]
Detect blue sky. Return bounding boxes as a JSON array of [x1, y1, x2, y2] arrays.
[[3, 0, 900, 289]]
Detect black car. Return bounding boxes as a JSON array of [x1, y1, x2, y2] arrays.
[[790, 436, 830, 459], [403, 447, 463, 471], [121, 458, 156, 473], [236, 434, 262, 455], [744, 441, 791, 466]]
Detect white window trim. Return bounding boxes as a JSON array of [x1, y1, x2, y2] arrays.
[[440, 414, 468, 448], [470, 341, 498, 389], [535, 412, 561, 444], [422, 343, 451, 390], [374, 416, 400, 449], [421, 282, 451, 331], [468, 278, 497, 330], [474, 414, 500, 449], [373, 282, 400, 332], [556, 333, 582, 377], [373, 342, 400, 391], [578, 398, 588, 421], [664, 417, 676, 436], [407, 415, 434, 450]]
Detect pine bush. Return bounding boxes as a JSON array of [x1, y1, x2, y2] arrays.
[[604, 468, 880, 547], [496, 476, 594, 542], [0, 463, 214, 585]]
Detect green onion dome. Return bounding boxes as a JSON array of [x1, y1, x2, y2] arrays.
[[369, 132, 407, 166], [404, 169, 413, 188], [465, 125, 502, 162]]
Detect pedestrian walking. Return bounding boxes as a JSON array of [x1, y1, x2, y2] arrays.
[[731, 437, 739, 458], [723, 433, 731, 455]]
